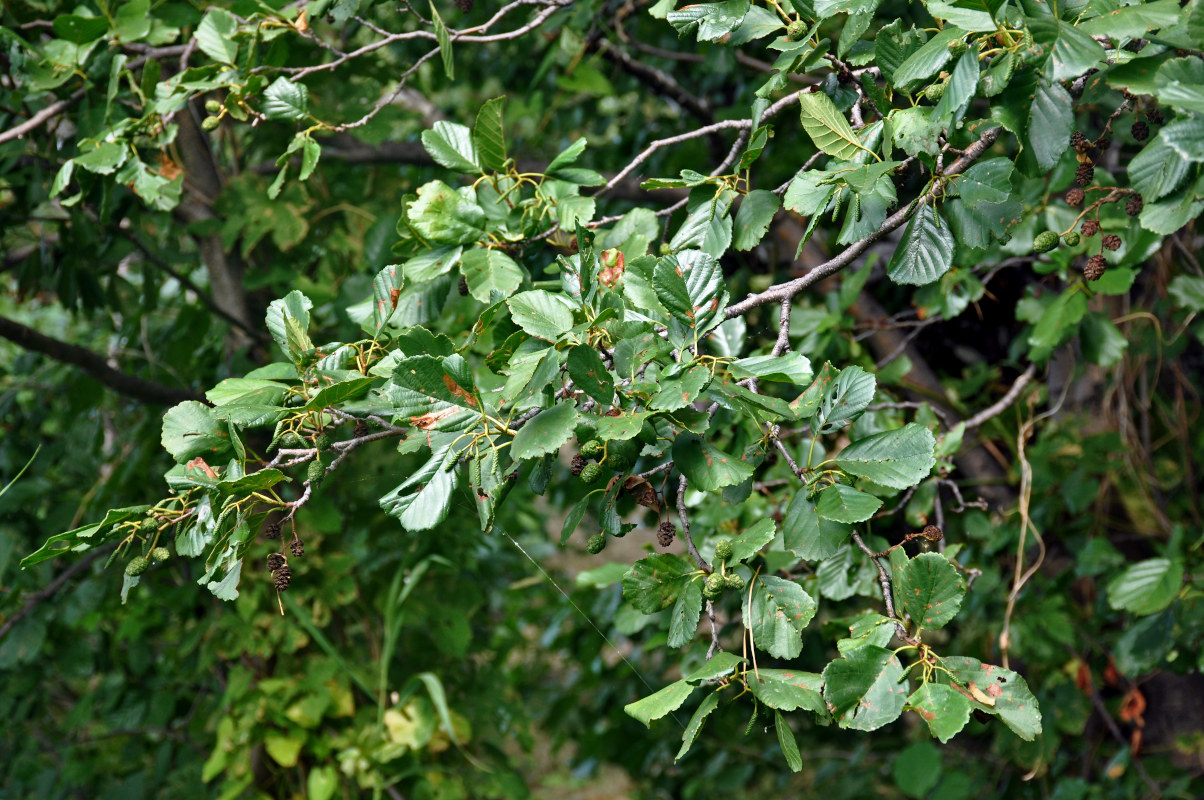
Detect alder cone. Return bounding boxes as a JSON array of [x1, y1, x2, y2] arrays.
[[267, 553, 286, 572], [1081, 219, 1100, 237], [1065, 187, 1085, 207], [1125, 195, 1143, 216], [1102, 234, 1121, 251], [570, 454, 587, 477], [1084, 254, 1107, 281], [454, 0, 473, 11], [1070, 130, 1090, 153], [657, 521, 676, 547], [1131, 120, 1149, 141], [273, 565, 292, 591], [1074, 163, 1094, 186], [291, 539, 304, 557]]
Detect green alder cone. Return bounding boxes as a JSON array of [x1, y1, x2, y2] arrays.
[[786, 19, 807, 41], [1063, 231, 1081, 247], [702, 573, 725, 600], [308, 458, 326, 487], [714, 539, 734, 563], [580, 463, 603, 484], [314, 431, 332, 450], [586, 534, 607, 554], [201, 116, 221, 131], [608, 438, 640, 463], [124, 556, 149, 576], [923, 81, 947, 102], [149, 547, 170, 562], [580, 439, 604, 458], [1033, 231, 1060, 253], [204, 99, 222, 113], [725, 573, 745, 591], [607, 453, 633, 472], [947, 38, 969, 57]]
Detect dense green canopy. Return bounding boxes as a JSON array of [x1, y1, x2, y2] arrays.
[[2, 0, 1203, 797]]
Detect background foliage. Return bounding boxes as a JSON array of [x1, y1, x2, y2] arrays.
[[2, 0, 1203, 797]]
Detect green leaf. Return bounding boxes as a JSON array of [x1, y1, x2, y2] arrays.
[[262, 77, 309, 121], [651, 364, 711, 411], [1081, 312, 1128, 368], [473, 97, 507, 170], [729, 518, 776, 563], [669, 190, 733, 257], [834, 423, 936, 489], [161, 401, 231, 463], [1160, 115, 1204, 162], [1028, 80, 1072, 171], [216, 469, 287, 494], [892, 741, 942, 798], [729, 352, 812, 383], [52, 14, 109, 44], [267, 290, 313, 349], [743, 576, 816, 659], [74, 142, 128, 175], [891, 27, 964, 88], [932, 51, 978, 125], [21, 505, 150, 567], [371, 264, 404, 335], [303, 377, 376, 411], [783, 492, 852, 560], [1169, 274, 1204, 312], [908, 683, 971, 743], [685, 652, 746, 682], [392, 355, 480, 410], [814, 0, 880, 16], [1128, 134, 1190, 201], [798, 91, 866, 160], [624, 679, 695, 727], [893, 552, 965, 629], [816, 483, 882, 523], [461, 248, 523, 302], [546, 137, 587, 174], [429, 1, 454, 79], [886, 201, 954, 286], [409, 180, 487, 244], [940, 657, 1042, 741], [672, 434, 755, 492], [1080, 0, 1181, 38], [1029, 17, 1104, 81], [379, 457, 459, 531], [775, 710, 803, 773], [420, 122, 481, 173], [667, 0, 750, 41], [510, 401, 578, 460], [1106, 557, 1184, 615], [1154, 56, 1204, 113], [594, 412, 651, 441], [653, 251, 726, 331], [814, 365, 876, 433], [823, 645, 907, 731], [668, 578, 704, 647], [623, 553, 696, 612], [206, 559, 243, 602], [876, 21, 927, 87], [733, 190, 780, 250], [567, 346, 615, 407], [675, 693, 720, 761], [195, 8, 238, 63], [747, 669, 826, 712], [560, 492, 594, 545], [507, 290, 575, 342]]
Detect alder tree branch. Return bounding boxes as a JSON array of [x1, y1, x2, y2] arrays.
[[725, 126, 1003, 318], [851, 532, 919, 645], [0, 315, 202, 405]]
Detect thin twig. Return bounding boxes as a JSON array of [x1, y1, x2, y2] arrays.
[[850, 532, 918, 645]]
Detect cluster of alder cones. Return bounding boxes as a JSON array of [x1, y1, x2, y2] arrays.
[[1056, 105, 1163, 281]]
